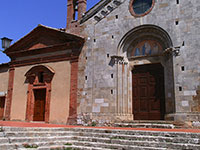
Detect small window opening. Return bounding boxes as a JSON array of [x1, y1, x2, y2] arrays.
[[73, 0, 78, 20], [107, 6, 113, 11], [85, 76, 87, 80], [38, 72, 44, 83], [113, 0, 121, 6], [101, 10, 108, 16], [112, 35, 114, 39], [175, 20, 179, 25], [107, 54, 110, 58], [111, 74, 114, 78], [111, 89, 113, 94], [182, 41, 185, 46], [181, 66, 185, 71], [176, 0, 179, 4], [94, 16, 101, 22], [179, 86, 182, 91], [116, 15, 118, 19], [94, 39, 96, 42], [86, 57, 87, 60]]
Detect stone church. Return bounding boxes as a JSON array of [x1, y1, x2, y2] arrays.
[[0, 0, 199, 125]]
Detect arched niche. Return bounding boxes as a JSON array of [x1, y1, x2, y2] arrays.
[[25, 65, 55, 84], [117, 25, 175, 120], [25, 65, 55, 123]]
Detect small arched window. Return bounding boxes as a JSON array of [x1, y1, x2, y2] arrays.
[[38, 72, 44, 83], [131, 40, 162, 57]]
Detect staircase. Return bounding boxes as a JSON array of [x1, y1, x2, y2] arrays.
[[114, 120, 186, 129], [0, 126, 199, 150]]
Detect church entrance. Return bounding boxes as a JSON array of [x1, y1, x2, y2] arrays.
[[132, 63, 165, 120], [33, 89, 46, 121], [0, 97, 5, 120]]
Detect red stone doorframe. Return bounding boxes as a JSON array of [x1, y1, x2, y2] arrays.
[[25, 65, 54, 123]]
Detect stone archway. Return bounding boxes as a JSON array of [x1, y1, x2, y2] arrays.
[[117, 25, 175, 121], [25, 65, 54, 123]]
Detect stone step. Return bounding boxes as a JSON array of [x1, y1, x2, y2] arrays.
[[0, 137, 9, 144], [36, 145, 111, 150], [71, 140, 167, 150], [4, 131, 75, 137], [4, 130, 200, 145], [19, 141, 167, 150], [3, 127, 200, 139], [76, 130, 199, 139], [114, 123, 176, 129], [73, 128, 200, 138], [72, 133, 200, 145], [114, 120, 186, 129], [110, 139, 200, 149], [3, 134, 199, 150], [73, 140, 200, 150], [2, 127, 70, 132], [118, 120, 178, 124], [9, 136, 73, 143], [70, 138, 200, 150], [3, 140, 112, 150], [1, 126, 200, 149], [0, 140, 70, 149], [0, 143, 17, 150]]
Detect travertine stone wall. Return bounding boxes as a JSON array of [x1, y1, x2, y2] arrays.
[[77, 0, 200, 123]]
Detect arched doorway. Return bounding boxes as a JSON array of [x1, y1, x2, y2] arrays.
[[25, 65, 54, 122], [118, 25, 175, 121]]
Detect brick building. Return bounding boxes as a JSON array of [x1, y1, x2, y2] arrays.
[[0, 0, 199, 125]]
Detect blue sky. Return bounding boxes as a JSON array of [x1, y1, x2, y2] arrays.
[[0, 0, 100, 63]]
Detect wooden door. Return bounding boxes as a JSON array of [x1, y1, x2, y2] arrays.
[[33, 89, 46, 121], [0, 97, 5, 120], [132, 64, 165, 120]]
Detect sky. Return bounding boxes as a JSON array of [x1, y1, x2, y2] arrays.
[[0, 0, 100, 64]]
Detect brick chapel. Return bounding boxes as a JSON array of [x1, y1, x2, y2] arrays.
[[0, 0, 199, 125]]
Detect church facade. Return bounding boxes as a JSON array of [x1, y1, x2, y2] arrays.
[[0, 0, 199, 125]]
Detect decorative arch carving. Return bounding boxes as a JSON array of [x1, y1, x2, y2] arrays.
[[118, 24, 173, 58], [25, 65, 55, 123]]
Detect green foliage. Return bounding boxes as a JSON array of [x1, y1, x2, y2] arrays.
[[91, 121, 97, 127], [23, 143, 38, 148], [64, 143, 73, 146]]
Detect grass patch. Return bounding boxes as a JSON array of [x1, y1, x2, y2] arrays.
[[64, 143, 73, 146], [91, 121, 97, 127], [110, 136, 126, 140], [0, 127, 3, 132], [23, 143, 38, 148]]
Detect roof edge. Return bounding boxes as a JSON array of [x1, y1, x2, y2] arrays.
[[80, 0, 112, 23]]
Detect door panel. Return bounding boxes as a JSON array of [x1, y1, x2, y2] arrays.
[[33, 89, 46, 121], [132, 64, 165, 120], [0, 97, 5, 120]]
